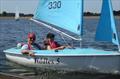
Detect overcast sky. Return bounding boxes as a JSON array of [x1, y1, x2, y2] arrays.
[[0, 0, 120, 14]]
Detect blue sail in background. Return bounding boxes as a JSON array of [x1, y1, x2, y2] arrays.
[[34, 0, 83, 36], [95, 0, 119, 46]]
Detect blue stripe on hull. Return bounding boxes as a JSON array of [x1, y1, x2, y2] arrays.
[[3, 48, 120, 56]]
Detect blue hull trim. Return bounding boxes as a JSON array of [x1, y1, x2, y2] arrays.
[[4, 47, 120, 56]]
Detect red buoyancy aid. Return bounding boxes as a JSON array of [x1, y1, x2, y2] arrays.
[[48, 40, 60, 49], [27, 43, 32, 50]]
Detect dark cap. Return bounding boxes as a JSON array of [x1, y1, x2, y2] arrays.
[[46, 33, 55, 39]]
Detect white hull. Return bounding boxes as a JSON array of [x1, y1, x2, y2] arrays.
[[5, 52, 120, 74]]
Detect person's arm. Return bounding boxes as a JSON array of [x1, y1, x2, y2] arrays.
[[47, 45, 52, 50], [53, 46, 66, 50], [47, 45, 66, 50], [21, 44, 29, 54], [53, 42, 66, 50], [21, 44, 35, 57]]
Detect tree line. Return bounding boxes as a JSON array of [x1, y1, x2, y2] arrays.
[[84, 10, 120, 16], [0, 10, 120, 17], [0, 11, 33, 17]]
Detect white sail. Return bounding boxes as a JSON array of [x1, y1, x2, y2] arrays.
[[15, 10, 19, 20]]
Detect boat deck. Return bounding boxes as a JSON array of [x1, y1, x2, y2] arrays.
[[3, 47, 120, 56]]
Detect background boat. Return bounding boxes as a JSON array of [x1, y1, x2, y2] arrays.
[[15, 8, 20, 21]]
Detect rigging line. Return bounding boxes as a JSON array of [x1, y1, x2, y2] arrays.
[[59, 33, 70, 46], [59, 33, 76, 49], [30, 18, 81, 41]]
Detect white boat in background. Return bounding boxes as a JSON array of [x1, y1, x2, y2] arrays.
[[3, 0, 120, 74], [15, 9, 19, 20]]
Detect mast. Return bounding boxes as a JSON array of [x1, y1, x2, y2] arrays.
[[118, 46, 120, 52], [79, 0, 84, 47]]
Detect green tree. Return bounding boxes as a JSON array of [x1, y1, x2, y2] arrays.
[[2, 11, 7, 16]]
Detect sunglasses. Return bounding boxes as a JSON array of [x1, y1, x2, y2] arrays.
[[29, 37, 34, 41]]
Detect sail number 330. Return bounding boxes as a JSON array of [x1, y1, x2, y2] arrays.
[[48, 1, 61, 9]]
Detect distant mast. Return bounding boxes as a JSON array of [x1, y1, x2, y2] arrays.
[[15, 9, 19, 20]]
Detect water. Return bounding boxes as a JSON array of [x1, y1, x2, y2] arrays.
[[0, 17, 120, 79]]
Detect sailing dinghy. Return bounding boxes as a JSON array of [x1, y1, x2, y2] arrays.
[[15, 9, 20, 21], [3, 0, 120, 74]]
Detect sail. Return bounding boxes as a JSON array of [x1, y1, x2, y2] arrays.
[[34, 0, 83, 36], [95, 0, 119, 46], [15, 10, 19, 20]]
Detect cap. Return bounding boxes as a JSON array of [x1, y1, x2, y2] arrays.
[[28, 32, 36, 40], [46, 33, 55, 39]]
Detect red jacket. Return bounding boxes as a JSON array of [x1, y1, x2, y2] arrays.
[[44, 40, 60, 49]]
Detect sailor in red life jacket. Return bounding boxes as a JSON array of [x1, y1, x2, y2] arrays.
[[44, 33, 66, 50], [21, 32, 41, 56]]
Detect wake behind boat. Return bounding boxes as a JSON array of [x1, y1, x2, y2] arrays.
[[3, 0, 120, 74]]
